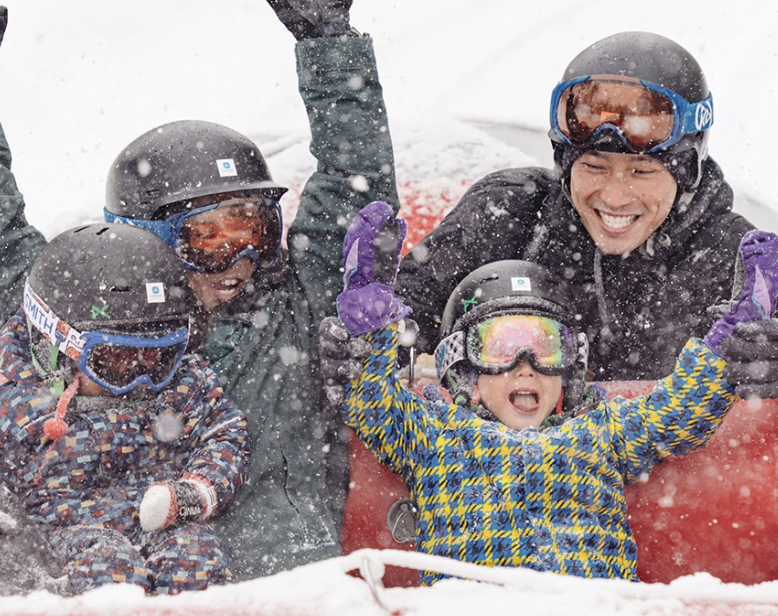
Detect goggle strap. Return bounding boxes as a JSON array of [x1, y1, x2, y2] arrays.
[[103, 208, 177, 247], [678, 92, 714, 134]]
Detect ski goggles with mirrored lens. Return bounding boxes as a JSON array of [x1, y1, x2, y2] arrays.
[[435, 314, 576, 380], [78, 328, 189, 395], [550, 75, 714, 153], [24, 280, 189, 395], [104, 198, 283, 274]]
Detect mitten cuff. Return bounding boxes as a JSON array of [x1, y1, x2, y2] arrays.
[[337, 282, 411, 336], [182, 474, 217, 520]]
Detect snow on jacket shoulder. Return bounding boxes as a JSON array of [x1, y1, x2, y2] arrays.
[[343, 324, 738, 585], [0, 314, 250, 536]]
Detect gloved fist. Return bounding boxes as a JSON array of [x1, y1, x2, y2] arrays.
[[320, 316, 371, 405], [705, 230, 778, 379], [266, 0, 353, 41], [337, 201, 412, 336], [139, 477, 217, 532], [720, 319, 778, 399], [0, 6, 8, 49]]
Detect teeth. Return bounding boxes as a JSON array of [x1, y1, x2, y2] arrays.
[[221, 278, 240, 288], [599, 212, 637, 229]]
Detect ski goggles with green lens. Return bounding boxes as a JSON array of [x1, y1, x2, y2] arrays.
[[550, 74, 714, 153], [24, 281, 189, 395], [435, 314, 577, 380], [104, 197, 283, 274]]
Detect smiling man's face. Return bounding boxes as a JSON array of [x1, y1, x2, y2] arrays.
[[569, 150, 678, 255]]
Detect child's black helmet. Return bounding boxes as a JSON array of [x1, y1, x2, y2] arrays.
[[436, 260, 588, 414], [27, 223, 190, 331], [550, 31, 712, 193], [105, 120, 288, 221], [439, 259, 577, 339]]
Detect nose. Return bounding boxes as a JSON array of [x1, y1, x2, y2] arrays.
[[511, 359, 537, 377], [598, 172, 636, 209]]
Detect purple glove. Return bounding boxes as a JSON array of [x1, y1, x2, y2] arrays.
[[705, 230, 778, 359], [337, 201, 411, 336]]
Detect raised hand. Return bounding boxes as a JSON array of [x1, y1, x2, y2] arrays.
[[0, 7, 8, 49], [266, 0, 353, 41], [705, 230, 778, 398], [337, 201, 411, 336]]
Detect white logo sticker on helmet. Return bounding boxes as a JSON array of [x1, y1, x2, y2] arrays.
[[146, 282, 166, 304], [216, 158, 238, 178], [511, 277, 532, 292]]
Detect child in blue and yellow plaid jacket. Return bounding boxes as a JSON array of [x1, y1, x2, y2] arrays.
[[331, 202, 778, 585]]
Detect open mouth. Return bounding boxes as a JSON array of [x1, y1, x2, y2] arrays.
[[213, 277, 246, 299], [509, 390, 540, 414], [598, 211, 638, 230]]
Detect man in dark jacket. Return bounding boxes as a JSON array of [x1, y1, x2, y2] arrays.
[[395, 31, 777, 394]]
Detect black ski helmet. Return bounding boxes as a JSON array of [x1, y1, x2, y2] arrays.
[[105, 120, 287, 221], [436, 260, 588, 414], [550, 31, 711, 193], [25, 224, 191, 361]]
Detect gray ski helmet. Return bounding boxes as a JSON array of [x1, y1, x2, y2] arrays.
[[550, 31, 711, 192], [437, 260, 587, 413], [26, 223, 191, 333], [105, 120, 288, 221]]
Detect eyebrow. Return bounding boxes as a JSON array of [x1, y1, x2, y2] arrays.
[[585, 151, 656, 163]]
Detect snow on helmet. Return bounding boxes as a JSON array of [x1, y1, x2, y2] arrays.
[[104, 120, 288, 221], [24, 223, 192, 395], [550, 31, 712, 193], [435, 260, 588, 414]]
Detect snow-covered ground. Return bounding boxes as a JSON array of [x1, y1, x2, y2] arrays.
[[1, 1, 777, 238]]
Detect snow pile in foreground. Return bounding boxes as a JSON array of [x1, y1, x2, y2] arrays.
[[0, 549, 776, 616]]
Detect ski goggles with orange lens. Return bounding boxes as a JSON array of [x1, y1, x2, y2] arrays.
[[105, 198, 283, 274], [435, 314, 576, 380], [550, 75, 714, 153]]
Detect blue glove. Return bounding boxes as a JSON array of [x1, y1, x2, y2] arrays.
[[336, 201, 412, 336], [705, 230, 778, 374]]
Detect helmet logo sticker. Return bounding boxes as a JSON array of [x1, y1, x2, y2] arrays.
[[146, 282, 167, 304], [216, 158, 238, 178], [511, 277, 532, 292], [695, 100, 714, 131], [90, 304, 111, 320]]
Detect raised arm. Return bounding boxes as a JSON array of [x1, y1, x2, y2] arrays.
[[268, 0, 399, 326], [0, 8, 47, 322]]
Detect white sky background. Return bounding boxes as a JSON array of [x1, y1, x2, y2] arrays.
[[0, 1, 777, 238]]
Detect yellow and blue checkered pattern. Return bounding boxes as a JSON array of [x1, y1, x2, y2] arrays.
[[344, 324, 737, 585]]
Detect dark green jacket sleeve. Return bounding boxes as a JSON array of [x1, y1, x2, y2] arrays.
[[289, 35, 399, 327], [0, 120, 46, 322]]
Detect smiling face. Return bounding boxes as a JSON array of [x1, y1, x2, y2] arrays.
[[477, 360, 563, 430], [569, 150, 678, 255], [179, 194, 263, 309], [187, 258, 257, 309]]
